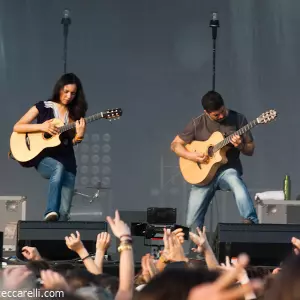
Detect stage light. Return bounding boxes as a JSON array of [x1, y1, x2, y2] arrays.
[[103, 133, 111, 142], [102, 155, 111, 164], [102, 144, 111, 153], [80, 165, 89, 174], [91, 144, 100, 153], [91, 154, 100, 164], [91, 133, 100, 143], [91, 166, 100, 175], [80, 154, 89, 164]]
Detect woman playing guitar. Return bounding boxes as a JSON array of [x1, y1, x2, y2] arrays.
[[13, 73, 88, 221]]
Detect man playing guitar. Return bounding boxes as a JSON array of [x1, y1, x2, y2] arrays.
[[171, 91, 258, 230]]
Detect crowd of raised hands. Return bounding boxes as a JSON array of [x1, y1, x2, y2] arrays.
[[1, 210, 300, 300]]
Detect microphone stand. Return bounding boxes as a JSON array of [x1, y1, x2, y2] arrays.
[[207, 13, 220, 246], [61, 10, 71, 74], [73, 181, 111, 203], [209, 13, 220, 91]]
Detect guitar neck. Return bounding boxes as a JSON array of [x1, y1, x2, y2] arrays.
[[59, 112, 104, 133], [213, 119, 258, 152]]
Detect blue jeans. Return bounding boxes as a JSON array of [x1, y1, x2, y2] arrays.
[[186, 168, 258, 229], [37, 157, 76, 221]]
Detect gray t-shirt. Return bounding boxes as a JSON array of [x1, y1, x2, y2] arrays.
[[178, 110, 253, 175]]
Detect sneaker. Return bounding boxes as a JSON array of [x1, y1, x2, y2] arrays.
[[44, 212, 58, 221], [242, 218, 254, 224]]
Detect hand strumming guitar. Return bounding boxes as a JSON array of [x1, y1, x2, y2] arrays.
[[188, 152, 209, 163], [40, 120, 60, 135]]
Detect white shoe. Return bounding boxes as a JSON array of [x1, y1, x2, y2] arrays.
[[44, 212, 58, 221]]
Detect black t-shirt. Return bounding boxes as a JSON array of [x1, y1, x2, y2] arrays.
[[34, 100, 77, 175], [178, 110, 253, 175]]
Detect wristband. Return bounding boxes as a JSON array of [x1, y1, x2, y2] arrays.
[[81, 254, 91, 261]]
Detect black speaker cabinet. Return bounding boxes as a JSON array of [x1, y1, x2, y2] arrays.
[[213, 223, 299, 266], [16, 221, 107, 261]]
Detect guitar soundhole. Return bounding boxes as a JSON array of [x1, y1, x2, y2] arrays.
[[208, 146, 214, 157], [44, 133, 52, 139]]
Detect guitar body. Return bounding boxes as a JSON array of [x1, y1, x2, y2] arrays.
[[179, 131, 229, 186], [10, 118, 64, 166]]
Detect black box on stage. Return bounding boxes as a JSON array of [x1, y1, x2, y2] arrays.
[[16, 221, 107, 261], [147, 207, 176, 225], [213, 223, 299, 266]]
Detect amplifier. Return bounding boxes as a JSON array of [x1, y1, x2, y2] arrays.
[[213, 223, 299, 266], [256, 200, 300, 224], [16, 221, 107, 261], [0, 196, 26, 253]]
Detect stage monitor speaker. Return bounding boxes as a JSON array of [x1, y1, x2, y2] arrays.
[[16, 221, 107, 261], [213, 223, 299, 266]]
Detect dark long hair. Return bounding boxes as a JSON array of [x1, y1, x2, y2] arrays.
[[51, 73, 88, 120]]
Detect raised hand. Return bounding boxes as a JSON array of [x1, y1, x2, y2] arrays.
[[141, 253, 159, 282], [22, 246, 42, 261], [106, 210, 131, 240], [65, 231, 84, 252], [96, 232, 111, 252], [161, 228, 187, 263], [189, 226, 209, 254], [172, 227, 185, 244]]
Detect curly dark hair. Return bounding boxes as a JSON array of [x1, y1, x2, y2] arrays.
[[50, 73, 88, 120]]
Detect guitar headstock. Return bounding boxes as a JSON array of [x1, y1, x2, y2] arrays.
[[102, 108, 123, 120], [257, 109, 277, 124]]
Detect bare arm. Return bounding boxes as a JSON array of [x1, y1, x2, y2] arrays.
[[77, 247, 101, 275], [203, 245, 220, 270], [94, 250, 105, 273], [94, 232, 111, 273], [65, 231, 101, 275], [115, 239, 134, 300], [239, 141, 255, 156], [171, 135, 208, 163], [106, 211, 134, 300], [171, 135, 193, 159], [13, 106, 42, 133]]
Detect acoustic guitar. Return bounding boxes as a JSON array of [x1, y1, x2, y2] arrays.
[[9, 108, 122, 167], [179, 109, 277, 185]]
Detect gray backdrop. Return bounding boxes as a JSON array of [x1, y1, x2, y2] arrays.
[[0, 0, 297, 232]]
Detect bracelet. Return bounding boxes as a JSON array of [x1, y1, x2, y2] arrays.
[[118, 244, 133, 253], [75, 135, 84, 141], [120, 240, 133, 247], [81, 254, 91, 261], [120, 234, 132, 240]]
